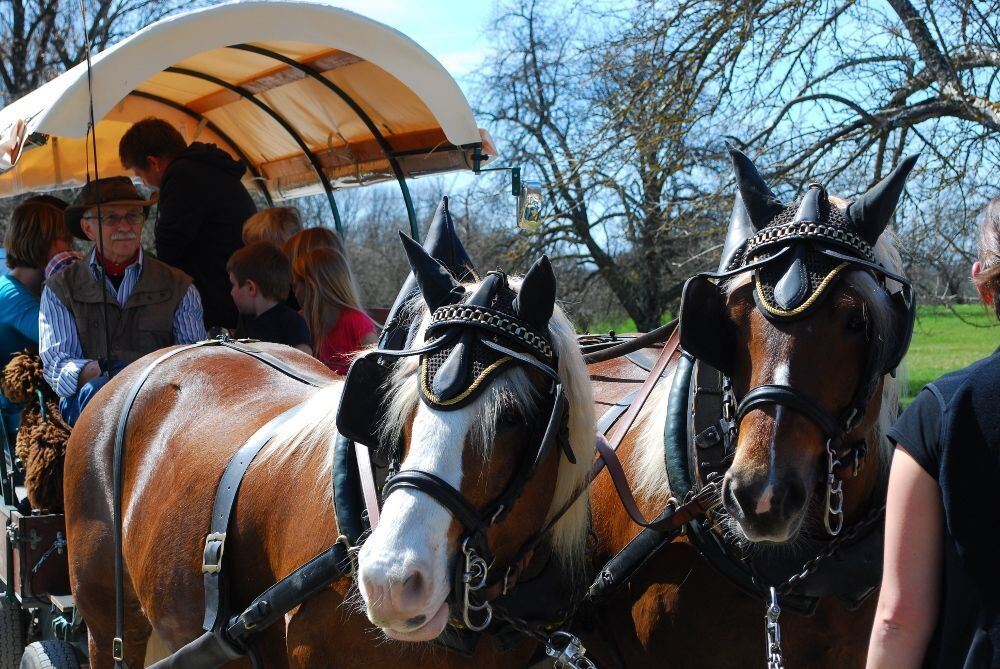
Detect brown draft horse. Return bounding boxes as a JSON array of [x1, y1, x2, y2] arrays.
[[63, 252, 594, 668], [575, 149, 917, 668]]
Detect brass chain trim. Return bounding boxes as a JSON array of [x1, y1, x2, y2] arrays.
[[746, 221, 876, 264], [428, 304, 554, 360]]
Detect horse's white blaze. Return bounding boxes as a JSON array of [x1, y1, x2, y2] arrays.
[[357, 399, 478, 632], [772, 361, 790, 385], [755, 485, 774, 514]]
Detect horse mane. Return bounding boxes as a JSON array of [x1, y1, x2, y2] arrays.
[[632, 225, 905, 502], [256, 382, 344, 504], [379, 276, 595, 570]]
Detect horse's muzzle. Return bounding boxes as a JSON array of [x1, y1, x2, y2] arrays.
[[723, 471, 807, 542]]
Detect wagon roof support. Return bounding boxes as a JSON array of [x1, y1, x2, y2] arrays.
[[165, 66, 343, 234], [227, 43, 419, 240]]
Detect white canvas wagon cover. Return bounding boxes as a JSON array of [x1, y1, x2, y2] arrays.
[[0, 0, 495, 203]]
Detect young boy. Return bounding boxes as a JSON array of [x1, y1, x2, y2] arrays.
[[227, 242, 311, 353]]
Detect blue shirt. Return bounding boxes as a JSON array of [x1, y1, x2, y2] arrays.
[[39, 249, 206, 398], [0, 274, 39, 364]]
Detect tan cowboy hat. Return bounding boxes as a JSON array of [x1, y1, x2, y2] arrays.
[[64, 176, 157, 240]]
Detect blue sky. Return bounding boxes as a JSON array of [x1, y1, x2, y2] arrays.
[[323, 0, 494, 92]]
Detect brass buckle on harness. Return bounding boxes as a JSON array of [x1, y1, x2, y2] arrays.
[[202, 532, 227, 574], [112, 637, 124, 662]]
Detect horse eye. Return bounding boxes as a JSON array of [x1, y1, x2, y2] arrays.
[[498, 409, 522, 427], [846, 314, 866, 332]]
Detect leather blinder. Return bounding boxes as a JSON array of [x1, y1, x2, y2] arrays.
[[679, 275, 737, 375], [337, 355, 394, 447]]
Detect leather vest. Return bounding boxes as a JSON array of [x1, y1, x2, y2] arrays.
[[46, 255, 193, 364]]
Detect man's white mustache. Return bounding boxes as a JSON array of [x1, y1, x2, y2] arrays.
[[110, 232, 137, 241]]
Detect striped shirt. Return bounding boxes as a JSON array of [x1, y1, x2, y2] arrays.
[[39, 249, 206, 398]]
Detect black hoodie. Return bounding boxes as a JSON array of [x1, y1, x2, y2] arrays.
[[155, 142, 256, 329]]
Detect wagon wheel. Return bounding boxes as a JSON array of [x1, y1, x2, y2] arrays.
[[18, 641, 79, 669], [0, 597, 27, 669]]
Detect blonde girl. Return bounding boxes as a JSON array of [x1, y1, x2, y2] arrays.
[[242, 206, 303, 246], [283, 226, 345, 266], [292, 247, 376, 373]]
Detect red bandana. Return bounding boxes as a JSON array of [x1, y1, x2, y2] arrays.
[[97, 250, 140, 279]]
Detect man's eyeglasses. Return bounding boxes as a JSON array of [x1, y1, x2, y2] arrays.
[[83, 212, 144, 226]]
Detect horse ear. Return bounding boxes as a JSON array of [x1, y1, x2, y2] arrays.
[[422, 196, 478, 282], [727, 143, 783, 231], [847, 154, 919, 245], [398, 231, 464, 311], [514, 255, 556, 332]]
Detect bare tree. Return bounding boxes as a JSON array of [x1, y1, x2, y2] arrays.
[[0, 0, 197, 103], [475, 0, 775, 330], [713, 0, 1000, 301]]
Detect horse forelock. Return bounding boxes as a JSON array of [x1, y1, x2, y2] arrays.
[[378, 276, 595, 570]]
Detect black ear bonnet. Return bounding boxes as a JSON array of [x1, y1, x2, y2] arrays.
[[680, 148, 917, 378], [419, 270, 556, 410]]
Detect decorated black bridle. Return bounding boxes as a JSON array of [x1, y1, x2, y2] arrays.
[[680, 148, 917, 537], [339, 239, 574, 632]]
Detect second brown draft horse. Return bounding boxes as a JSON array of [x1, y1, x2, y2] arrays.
[[577, 147, 917, 668]]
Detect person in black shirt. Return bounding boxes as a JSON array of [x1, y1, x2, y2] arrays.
[[227, 242, 311, 353], [868, 198, 1000, 668], [119, 118, 256, 330]]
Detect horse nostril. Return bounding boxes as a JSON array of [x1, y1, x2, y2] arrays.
[[722, 476, 745, 517], [390, 564, 430, 613], [774, 481, 806, 520]]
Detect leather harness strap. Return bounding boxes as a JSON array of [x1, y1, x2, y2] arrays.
[[112, 340, 217, 667], [111, 339, 326, 667], [202, 402, 310, 633], [588, 328, 687, 531], [353, 442, 381, 529], [602, 327, 680, 462], [594, 434, 718, 532]]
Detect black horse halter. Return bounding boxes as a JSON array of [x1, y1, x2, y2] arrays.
[[340, 262, 573, 631], [680, 150, 918, 536]]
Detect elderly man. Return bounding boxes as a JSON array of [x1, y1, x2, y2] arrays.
[[39, 177, 206, 425]]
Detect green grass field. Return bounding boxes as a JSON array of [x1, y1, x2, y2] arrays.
[[903, 304, 998, 400], [581, 305, 998, 402]]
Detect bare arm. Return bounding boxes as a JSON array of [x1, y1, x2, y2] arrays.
[[867, 446, 943, 668]]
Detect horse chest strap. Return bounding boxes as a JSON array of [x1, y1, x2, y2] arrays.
[[201, 402, 308, 634]]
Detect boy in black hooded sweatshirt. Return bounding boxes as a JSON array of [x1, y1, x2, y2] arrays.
[[119, 117, 257, 330]]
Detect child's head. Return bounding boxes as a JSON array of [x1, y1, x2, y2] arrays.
[[974, 197, 1000, 319], [292, 247, 363, 340], [242, 207, 303, 246], [227, 242, 292, 314], [283, 226, 345, 267], [6, 197, 73, 269]]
